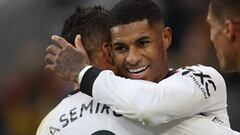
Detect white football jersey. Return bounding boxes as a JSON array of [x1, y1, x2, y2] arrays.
[[36, 91, 160, 135], [78, 65, 230, 126], [36, 91, 239, 135], [37, 65, 240, 135]]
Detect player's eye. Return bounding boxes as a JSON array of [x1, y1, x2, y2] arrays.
[[138, 40, 150, 48], [113, 44, 128, 53]]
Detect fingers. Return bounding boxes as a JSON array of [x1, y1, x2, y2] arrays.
[[46, 44, 60, 55], [45, 64, 55, 72], [45, 53, 56, 64], [51, 35, 69, 48], [45, 35, 90, 82]]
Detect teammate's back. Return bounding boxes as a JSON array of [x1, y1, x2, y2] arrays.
[[36, 91, 157, 135]]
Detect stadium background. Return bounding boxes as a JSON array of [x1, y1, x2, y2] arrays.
[[0, 0, 239, 134]]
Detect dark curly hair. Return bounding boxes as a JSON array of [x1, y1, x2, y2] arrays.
[[210, 0, 240, 24], [61, 6, 111, 58], [109, 0, 164, 28]]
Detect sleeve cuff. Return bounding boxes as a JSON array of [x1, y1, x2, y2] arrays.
[[78, 66, 102, 97]]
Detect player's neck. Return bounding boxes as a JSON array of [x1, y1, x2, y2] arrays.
[[155, 65, 169, 83]]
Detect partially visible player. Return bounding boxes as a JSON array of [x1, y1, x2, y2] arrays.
[[207, 0, 240, 72]]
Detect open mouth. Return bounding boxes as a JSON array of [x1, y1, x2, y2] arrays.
[[127, 65, 149, 74]]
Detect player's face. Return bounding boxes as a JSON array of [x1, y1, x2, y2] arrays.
[[207, 5, 238, 72], [110, 19, 172, 82]]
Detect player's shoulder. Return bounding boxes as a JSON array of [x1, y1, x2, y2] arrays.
[[36, 91, 91, 135], [176, 64, 223, 79], [173, 64, 226, 99], [176, 64, 226, 90], [36, 105, 59, 135], [177, 64, 218, 72]]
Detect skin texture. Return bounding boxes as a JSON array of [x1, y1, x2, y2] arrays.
[[45, 35, 115, 84], [206, 4, 240, 72], [110, 19, 172, 82], [45, 35, 89, 83]]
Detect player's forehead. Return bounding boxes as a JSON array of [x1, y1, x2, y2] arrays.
[[111, 19, 149, 33], [110, 20, 150, 41]]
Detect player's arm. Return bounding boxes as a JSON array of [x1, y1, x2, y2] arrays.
[[46, 36, 227, 126], [79, 65, 227, 126]]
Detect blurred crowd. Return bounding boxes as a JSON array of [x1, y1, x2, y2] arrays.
[[0, 0, 239, 134]]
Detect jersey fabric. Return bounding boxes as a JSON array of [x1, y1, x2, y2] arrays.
[[36, 91, 160, 135], [78, 65, 230, 126], [36, 91, 240, 135]]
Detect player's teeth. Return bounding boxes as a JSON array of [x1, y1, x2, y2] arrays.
[[128, 66, 147, 73]]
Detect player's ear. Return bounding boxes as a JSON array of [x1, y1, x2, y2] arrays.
[[224, 20, 236, 41], [162, 26, 172, 50], [102, 42, 114, 64], [75, 35, 82, 49]]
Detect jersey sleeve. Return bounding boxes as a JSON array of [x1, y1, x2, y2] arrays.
[[79, 65, 227, 126]]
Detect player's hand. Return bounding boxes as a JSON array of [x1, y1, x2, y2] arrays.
[[45, 35, 90, 83]]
